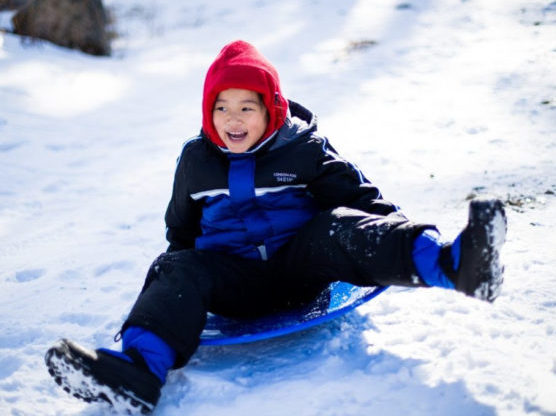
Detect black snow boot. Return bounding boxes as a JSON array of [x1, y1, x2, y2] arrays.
[[45, 339, 162, 414], [439, 197, 507, 302]]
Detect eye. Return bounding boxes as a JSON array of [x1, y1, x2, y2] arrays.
[[242, 107, 254, 112], [214, 106, 226, 112]]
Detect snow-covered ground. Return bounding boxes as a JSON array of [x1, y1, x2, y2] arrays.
[[1, 0, 555, 414]]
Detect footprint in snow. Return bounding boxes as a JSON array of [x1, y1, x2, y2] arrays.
[[0, 141, 25, 152], [0, 355, 23, 380], [15, 269, 45, 282], [58, 312, 106, 326], [94, 261, 134, 277]]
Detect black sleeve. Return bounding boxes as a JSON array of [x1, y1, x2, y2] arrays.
[[307, 137, 401, 216], [164, 150, 202, 252]]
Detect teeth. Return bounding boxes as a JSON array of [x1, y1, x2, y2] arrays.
[[227, 132, 247, 141]]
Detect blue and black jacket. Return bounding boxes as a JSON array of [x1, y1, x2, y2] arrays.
[[164, 101, 398, 260]]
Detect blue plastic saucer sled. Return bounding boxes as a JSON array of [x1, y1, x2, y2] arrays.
[[200, 283, 388, 346]]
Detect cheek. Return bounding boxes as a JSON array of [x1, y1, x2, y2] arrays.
[[253, 114, 268, 133], [212, 113, 224, 130]]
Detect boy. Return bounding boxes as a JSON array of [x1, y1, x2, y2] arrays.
[[45, 40, 507, 414]]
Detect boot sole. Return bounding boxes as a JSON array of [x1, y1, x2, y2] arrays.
[[45, 339, 154, 415]]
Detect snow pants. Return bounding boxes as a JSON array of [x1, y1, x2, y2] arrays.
[[122, 207, 434, 368]]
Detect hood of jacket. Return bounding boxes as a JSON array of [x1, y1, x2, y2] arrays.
[[269, 100, 318, 151]]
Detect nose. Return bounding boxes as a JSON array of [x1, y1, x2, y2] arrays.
[[226, 110, 243, 124]]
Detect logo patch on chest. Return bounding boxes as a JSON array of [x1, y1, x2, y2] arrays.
[[273, 172, 297, 183]]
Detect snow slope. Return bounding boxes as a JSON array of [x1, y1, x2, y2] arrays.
[[1, 0, 555, 415]]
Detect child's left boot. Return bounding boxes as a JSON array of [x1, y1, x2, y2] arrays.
[[439, 197, 507, 302], [45, 339, 162, 414]]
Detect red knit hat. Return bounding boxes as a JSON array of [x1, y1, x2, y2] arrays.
[[202, 40, 289, 147]]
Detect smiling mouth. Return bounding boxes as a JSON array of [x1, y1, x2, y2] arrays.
[[226, 131, 248, 142]]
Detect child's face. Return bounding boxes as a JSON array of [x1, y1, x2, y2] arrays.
[[212, 88, 268, 153]]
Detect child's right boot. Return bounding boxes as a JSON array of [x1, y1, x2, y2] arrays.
[[45, 339, 162, 414], [439, 197, 507, 302]]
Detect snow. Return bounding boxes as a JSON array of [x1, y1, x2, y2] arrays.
[[1, 0, 555, 414]]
